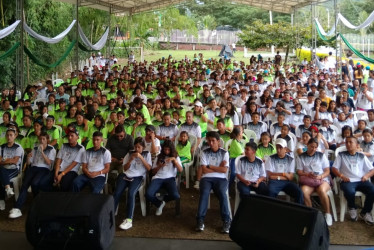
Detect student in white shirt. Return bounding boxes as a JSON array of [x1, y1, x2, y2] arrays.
[[354, 82, 373, 111], [114, 137, 152, 230], [332, 136, 374, 225], [72, 131, 111, 193], [146, 140, 182, 216]]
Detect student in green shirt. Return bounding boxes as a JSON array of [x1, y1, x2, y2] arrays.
[[214, 105, 234, 132], [105, 111, 118, 135], [184, 87, 196, 105], [133, 96, 151, 124], [26, 119, 44, 153], [216, 118, 231, 144], [131, 112, 147, 138], [176, 131, 192, 163], [0, 111, 12, 140], [63, 106, 77, 130], [45, 115, 60, 148], [255, 132, 276, 161], [228, 127, 246, 189], [86, 115, 108, 149], [73, 111, 88, 146], [54, 99, 68, 127]]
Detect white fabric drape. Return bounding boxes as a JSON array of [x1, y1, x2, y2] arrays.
[[78, 24, 109, 50], [315, 11, 374, 37], [24, 20, 76, 44], [0, 20, 20, 40]]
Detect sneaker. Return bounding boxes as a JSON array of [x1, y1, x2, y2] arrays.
[[195, 220, 205, 232], [119, 219, 133, 230], [221, 220, 231, 234], [325, 213, 333, 226], [5, 187, 14, 199], [349, 208, 358, 221], [194, 181, 200, 189], [0, 200, 5, 210], [360, 212, 374, 225], [155, 201, 165, 216], [9, 208, 22, 219]]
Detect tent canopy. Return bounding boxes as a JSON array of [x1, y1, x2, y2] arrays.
[[55, 0, 328, 14]]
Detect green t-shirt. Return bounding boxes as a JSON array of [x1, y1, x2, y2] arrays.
[[45, 126, 60, 144], [218, 131, 231, 144], [131, 123, 147, 138], [229, 139, 244, 158], [85, 126, 108, 149], [214, 116, 233, 130], [63, 116, 76, 128], [176, 141, 191, 161], [255, 143, 276, 160]]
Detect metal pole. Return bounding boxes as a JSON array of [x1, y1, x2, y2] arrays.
[[75, 0, 79, 72], [311, 4, 314, 64], [269, 11, 274, 56], [334, 0, 338, 72], [16, 0, 24, 91], [106, 5, 112, 60]]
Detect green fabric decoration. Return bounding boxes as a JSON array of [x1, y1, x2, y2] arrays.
[[24, 40, 76, 68], [315, 21, 338, 42], [0, 42, 20, 60], [339, 34, 374, 64]]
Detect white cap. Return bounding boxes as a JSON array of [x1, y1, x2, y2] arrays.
[[37, 82, 43, 87], [194, 101, 203, 107], [275, 138, 287, 148]]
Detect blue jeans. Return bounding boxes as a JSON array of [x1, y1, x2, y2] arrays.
[[229, 158, 236, 188], [59, 171, 78, 192], [237, 181, 269, 198], [146, 177, 179, 208], [340, 181, 374, 214], [113, 174, 143, 219], [15, 167, 50, 209], [268, 180, 304, 204], [196, 177, 231, 222], [72, 174, 105, 194], [0, 168, 19, 200]]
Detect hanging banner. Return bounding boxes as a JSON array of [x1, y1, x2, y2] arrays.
[[24, 20, 76, 44], [0, 42, 20, 60], [315, 21, 338, 42], [78, 23, 109, 51], [24, 40, 76, 68], [0, 20, 20, 40], [339, 34, 374, 64]]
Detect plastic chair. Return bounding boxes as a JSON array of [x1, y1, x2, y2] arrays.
[[174, 133, 197, 189], [311, 190, 337, 222], [339, 191, 374, 222], [244, 129, 257, 144], [352, 110, 368, 122], [335, 146, 347, 158], [325, 149, 339, 195], [10, 150, 25, 200], [53, 79, 64, 87], [273, 131, 297, 151]]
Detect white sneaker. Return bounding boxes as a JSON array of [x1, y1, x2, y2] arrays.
[[6, 187, 14, 199], [325, 213, 333, 226], [194, 181, 200, 189], [155, 201, 165, 216], [349, 208, 358, 221], [119, 219, 133, 230], [360, 212, 374, 225], [0, 200, 5, 210], [9, 208, 22, 219]]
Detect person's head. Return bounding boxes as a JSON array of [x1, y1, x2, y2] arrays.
[[244, 142, 257, 158], [38, 132, 49, 146], [342, 125, 353, 139], [321, 119, 330, 127], [5, 127, 17, 143], [303, 115, 311, 126], [145, 125, 156, 138], [368, 109, 374, 122], [2, 111, 11, 124], [337, 111, 346, 121], [46, 116, 55, 128], [206, 131, 221, 151], [179, 131, 189, 144], [94, 115, 105, 128], [75, 111, 85, 125], [161, 139, 177, 157], [216, 118, 226, 132], [136, 112, 145, 124], [163, 112, 171, 126], [134, 137, 146, 153], [309, 125, 319, 138], [251, 112, 260, 124], [92, 131, 103, 149], [260, 132, 271, 145], [117, 111, 126, 121], [362, 129, 373, 143], [275, 138, 288, 157], [281, 124, 290, 136], [22, 115, 32, 127], [306, 138, 319, 155], [357, 119, 367, 130], [66, 127, 79, 145], [114, 125, 126, 140], [319, 101, 328, 112], [230, 127, 242, 140], [33, 119, 44, 133], [345, 136, 359, 154], [302, 131, 312, 144], [277, 113, 285, 123], [185, 111, 193, 124]]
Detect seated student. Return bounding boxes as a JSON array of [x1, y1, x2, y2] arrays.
[[72, 131, 111, 194], [256, 132, 276, 161], [319, 119, 337, 151], [367, 109, 374, 129], [236, 142, 268, 198], [228, 127, 246, 190], [333, 111, 355, 131], [296, 131, 313, 155], [113, 137, 152, 230], [146, 140, 182, 216], [155, 112, 179, 142], [295, 115, 312, 141], [296, 138, 333, 226], [265, 138, 304, 204], [216, 118, 231, 144], [313, 101, 333, 125], [0, 128, 24, 210], [214, 105, 233, 132], [289, 103, 306, 134], [270, 113, 288, 137], [54, 127, 85, 191], [309, 126, 329, 153], [275, 124, 295, 153], [44, 115, 60, 148], [359, 129, 374, 164], [179, 111, 202, 150], [8, 132, 56, 219], [172, 110, 182, 126], [131, 112, 147, 138], [354, 119, 368, 141], [176, 131, 192, 164], [332, 136, 374, 225], [246, 112, 267, 140], [195, 131, 231, 234]]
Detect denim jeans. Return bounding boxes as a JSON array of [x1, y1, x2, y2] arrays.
[[237, 181, 269, 198], [146, 177, 179, 208], [15, 167, 50, 209], [59, 171, 78, 192], [196, 177, 231, 222], [113, 173, 143, 219], [268, 180, 304, 204], [0, 168, 19, 200], [72, 174, 105, 194], [340, 181, 374, 214], [229, 158, 236, 188]]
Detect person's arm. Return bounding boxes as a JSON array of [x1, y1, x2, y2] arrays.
[[0, 156, 20, 165], [168, 157, 183, 173], [202, 160, 228, 174]]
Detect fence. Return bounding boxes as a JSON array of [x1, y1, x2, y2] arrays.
[[340, 33, 374, 57]]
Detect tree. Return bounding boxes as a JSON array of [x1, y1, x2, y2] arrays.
[[238, 20, 333, 63]]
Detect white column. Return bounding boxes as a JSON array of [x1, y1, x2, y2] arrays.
[[270, 11, 274, 56]]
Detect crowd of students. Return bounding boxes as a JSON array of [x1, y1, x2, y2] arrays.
[[0, 52, 374, 233]]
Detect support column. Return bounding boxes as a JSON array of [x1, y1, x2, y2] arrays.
[[310, 4, 314, 63], [16, 0, 24, 91], [75, 0, 79, 72], [334, 0, 338, 72], [106, 5, 112, 59], [269, 11, 274, 56]]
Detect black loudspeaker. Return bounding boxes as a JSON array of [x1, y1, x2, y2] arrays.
[[229, 195, 329, 250], [26, 192, 115, 250]]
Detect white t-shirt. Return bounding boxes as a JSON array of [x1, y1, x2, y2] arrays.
[[265, 153, 295, 173], [333, 151, 373, 182], [57, 143, 85, 172], [156, 124, 179, 139], [296, 151, 330, 182], [144, 137, 161, 155], [179, 122, 202, 139], [152, 156, 182, 179], [82, 147, 111, 178], [30, 145, 56, 170], [356, 92, 373, 110], [200, 147, 229, 179], [235, 156, 266, 182], [0, 143, 24, 170], [123, 151, 152, 178]]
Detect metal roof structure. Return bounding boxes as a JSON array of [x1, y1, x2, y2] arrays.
[[55, 0, 328, 14]]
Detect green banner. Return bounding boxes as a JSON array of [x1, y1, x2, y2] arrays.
[[340, 34, 374, 64], [24, 40, 76, 68], [314, 21, 338, 42], [0, 42, 20, 61]]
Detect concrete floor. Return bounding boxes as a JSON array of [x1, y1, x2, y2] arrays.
[[0, 231, 372, 250]]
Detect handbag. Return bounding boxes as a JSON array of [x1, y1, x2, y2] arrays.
[[299, 175, 323, 188]]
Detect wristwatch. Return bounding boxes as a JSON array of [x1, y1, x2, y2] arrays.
[[277, 176, 280, 180]]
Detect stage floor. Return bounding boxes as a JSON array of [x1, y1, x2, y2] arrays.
[[0, 231, 371, 250]]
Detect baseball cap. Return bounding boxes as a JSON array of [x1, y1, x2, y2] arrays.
[[341, 102, 350, 106], [65, 127, 79, 136], [145, 125, 156, 132], [275, 138, 287, 148], [194, 101, 203, 107]]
